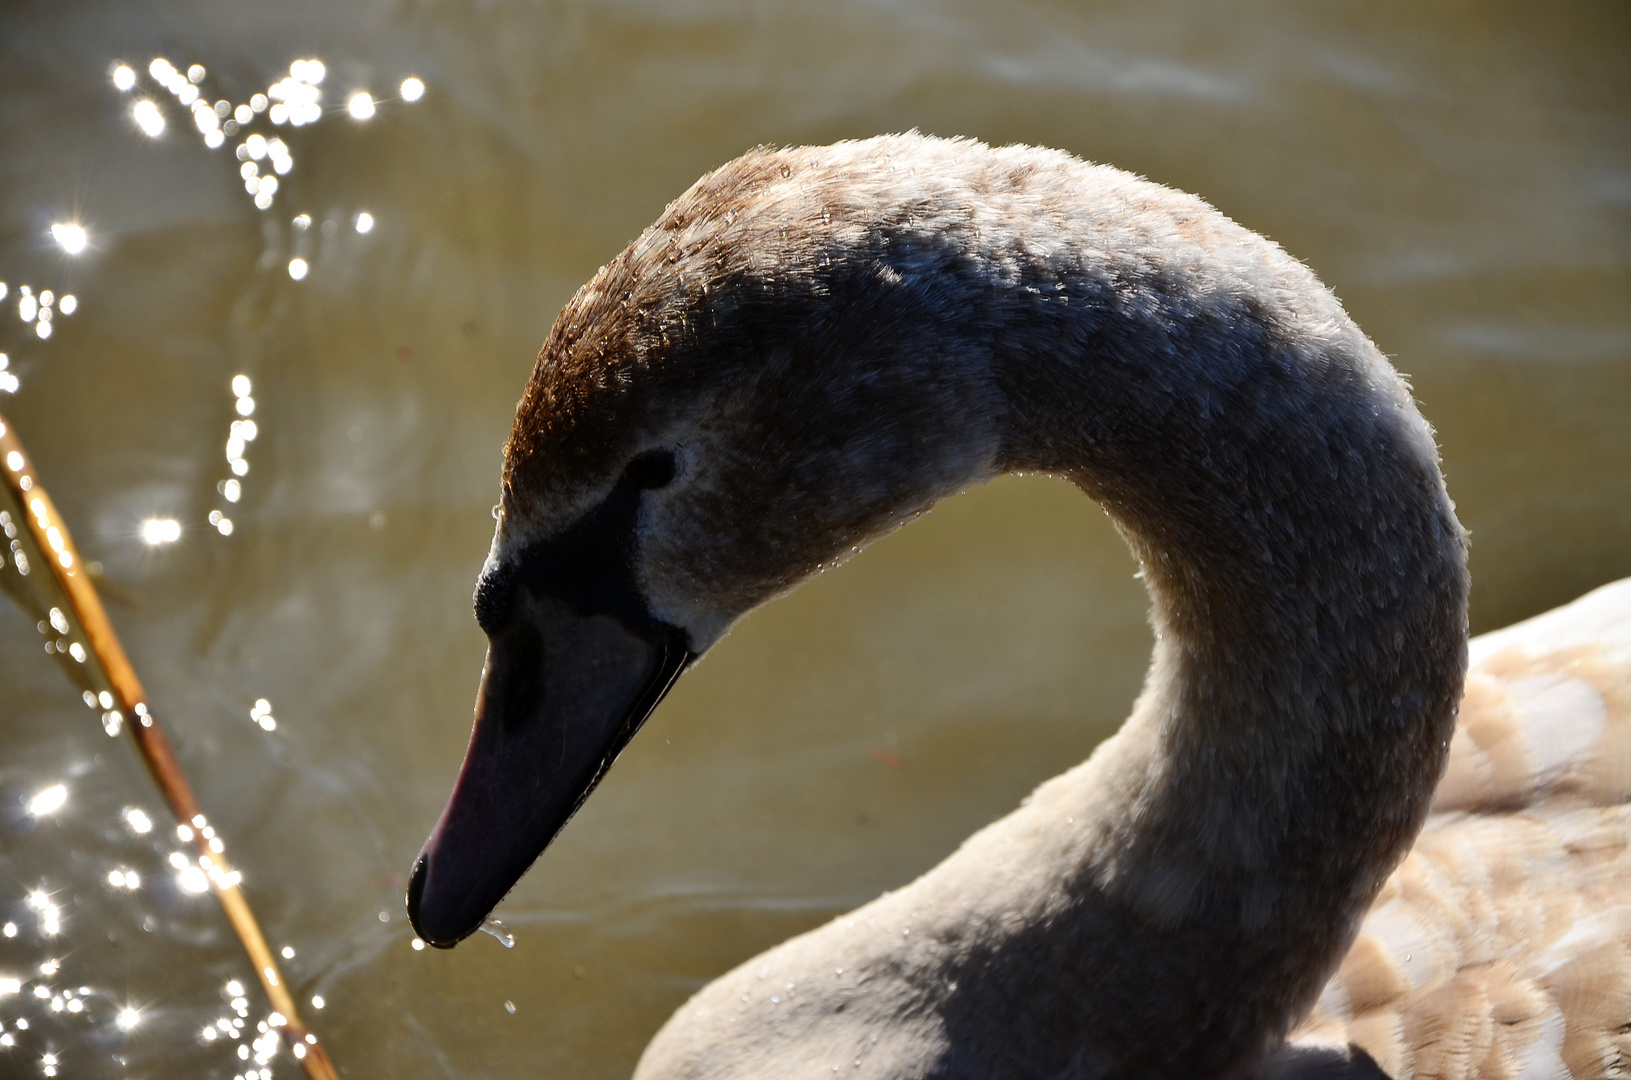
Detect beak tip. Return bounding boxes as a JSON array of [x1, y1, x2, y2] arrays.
[[406, 851, 470, 950]]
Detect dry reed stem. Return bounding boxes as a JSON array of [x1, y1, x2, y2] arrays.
[[0, 409, 339, 1080]]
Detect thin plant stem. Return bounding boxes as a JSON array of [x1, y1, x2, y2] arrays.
[[0, 409, 339, 1080]]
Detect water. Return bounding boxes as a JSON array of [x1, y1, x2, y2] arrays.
[[478, 919, 514, 951], [0, 1, 1627, 1076]]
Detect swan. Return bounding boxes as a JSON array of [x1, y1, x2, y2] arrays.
[[403, 133, 1631, 1078]]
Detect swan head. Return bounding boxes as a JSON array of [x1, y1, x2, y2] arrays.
[[407, 143, 1004, 946]]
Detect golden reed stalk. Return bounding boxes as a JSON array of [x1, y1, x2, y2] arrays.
[[0, 409, 338, 1080]]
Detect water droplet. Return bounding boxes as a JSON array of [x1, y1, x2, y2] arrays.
[[479, 918, 515, 949]]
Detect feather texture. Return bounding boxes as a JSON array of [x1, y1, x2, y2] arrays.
[[420, 133, 1628, 1079], [1289, 578, 1631, 1079]]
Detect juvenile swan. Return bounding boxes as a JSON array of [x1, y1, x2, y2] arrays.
[[406, 134, 1631, 1078]]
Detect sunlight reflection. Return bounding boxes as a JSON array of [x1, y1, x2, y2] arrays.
[[27, 892, 61, 936], [218, 393, 256, 512], [132, 99, 164, 137], [49, 223, 87, 255], [140, 518, 181, 545], [0, 46, 431, 1077], [250, 699, 277, 732], [28, 784, 67, 816], [114, 54, 422, 222], [268, 66, 322, 127]]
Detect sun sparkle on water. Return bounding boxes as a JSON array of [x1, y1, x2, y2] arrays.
[[49, 223, 87, 254], [28, 785, 67, 817], [0, 39, 426, 1078], [132, 99, 164, 137], [140, 518, 181, 545]]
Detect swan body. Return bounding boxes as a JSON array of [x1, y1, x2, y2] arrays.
[[402, 134, 1629, 1078]]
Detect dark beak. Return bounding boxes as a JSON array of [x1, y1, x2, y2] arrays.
[[406, 590, 689, 947]]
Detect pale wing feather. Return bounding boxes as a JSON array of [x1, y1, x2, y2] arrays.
[[1289, 578, 1631, 1079]]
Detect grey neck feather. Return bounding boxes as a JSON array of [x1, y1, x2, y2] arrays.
[[631, 136, 1471, 1079], [972, 210, 1469, 1073]]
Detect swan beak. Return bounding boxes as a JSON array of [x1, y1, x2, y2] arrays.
[[406, 594, 690, 947]]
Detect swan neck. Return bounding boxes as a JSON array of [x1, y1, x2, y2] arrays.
[[972, 253, 1470, 1069]]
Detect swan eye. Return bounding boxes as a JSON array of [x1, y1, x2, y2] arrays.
[[623, 449, 676, 490]]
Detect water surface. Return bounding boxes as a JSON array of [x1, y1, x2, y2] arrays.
[[0, 1, 1627, 1076]]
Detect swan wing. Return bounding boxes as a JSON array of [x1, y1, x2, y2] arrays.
[[1288, 577, 1631, 1079]]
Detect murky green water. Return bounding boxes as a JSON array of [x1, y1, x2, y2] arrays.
[[0, 1, 1626, 1076]]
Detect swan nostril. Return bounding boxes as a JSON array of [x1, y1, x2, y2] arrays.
[[474, 564, 517, 635]]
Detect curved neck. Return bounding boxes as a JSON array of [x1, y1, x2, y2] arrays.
[[946, 215, 1470, 1072], [732, 162, 1473, 1071], [624, 139, 1471, 1080], [745, 157, 1471, 1070]]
